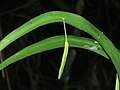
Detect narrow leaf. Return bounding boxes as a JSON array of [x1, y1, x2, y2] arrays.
[[58, 41, 69, 79], [0, 35, 108, 70], [58, 18, 69, 79]]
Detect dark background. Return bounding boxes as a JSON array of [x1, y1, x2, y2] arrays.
[[0, 0, 120, 90]]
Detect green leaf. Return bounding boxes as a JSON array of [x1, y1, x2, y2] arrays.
[[0, 35, 108, 70], [58, 18, 69, 79], [58, 40, 69, 79], [0, 11, 120, 79]]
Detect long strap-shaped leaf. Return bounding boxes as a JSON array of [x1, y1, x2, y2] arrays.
[[0, 11, 120, 77], [58, 18, 69, 79], [0, 35, 108, 70]]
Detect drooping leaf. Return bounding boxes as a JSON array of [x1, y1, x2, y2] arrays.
[[0, 11, 120, 80], [0, 35, 108, 70]]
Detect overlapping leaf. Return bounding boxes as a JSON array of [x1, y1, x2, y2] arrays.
[[0, 11, 120, 81]]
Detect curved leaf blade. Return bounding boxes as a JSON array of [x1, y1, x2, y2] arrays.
[[0, 11, 120, 78], [0, 35, 108, 70]]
